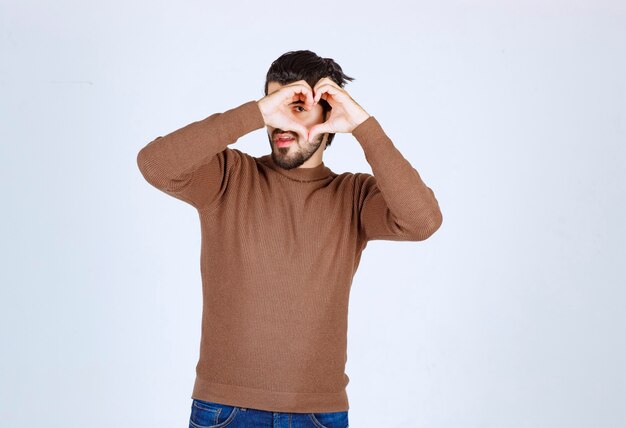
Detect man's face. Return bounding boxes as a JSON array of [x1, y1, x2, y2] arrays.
[[266, 81, 328, 170]]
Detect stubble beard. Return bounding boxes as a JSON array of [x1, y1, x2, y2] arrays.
[[268, 133, 325, 170]]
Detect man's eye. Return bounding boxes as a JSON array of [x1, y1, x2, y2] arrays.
[[294, 106, 306, 112]]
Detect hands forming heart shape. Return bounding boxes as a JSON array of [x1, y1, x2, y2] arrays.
[[258, 77, 370, 144]]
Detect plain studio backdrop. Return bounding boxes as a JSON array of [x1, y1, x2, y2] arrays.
[[1, 1, 624, 427]]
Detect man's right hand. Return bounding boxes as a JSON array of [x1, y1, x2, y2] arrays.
[[257, 80, 316, 141]]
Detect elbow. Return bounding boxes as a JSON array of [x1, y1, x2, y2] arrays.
[[136, 145, 168, 190], [423, 208, 443, 240], [136, 146, 154, 183], [406, 207, 443, 241], [136, 144, 193, 194], [136, 147, 146, 175], [136, 136, 165, 180], [411, 186, 443, 241]]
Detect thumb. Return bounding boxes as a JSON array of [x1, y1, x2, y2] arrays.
[[308, 122, 332, 143], [293, 123, 309, 143]]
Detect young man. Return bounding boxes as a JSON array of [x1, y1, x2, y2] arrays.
[[137, 50, 443, 428]]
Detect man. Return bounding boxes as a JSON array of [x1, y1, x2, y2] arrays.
[[137, 49, 443, 428]]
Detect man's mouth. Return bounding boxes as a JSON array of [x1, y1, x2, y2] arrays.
[[274, 133, 297, 148]]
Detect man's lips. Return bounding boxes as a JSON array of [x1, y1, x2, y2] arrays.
[[274, 133, 297, 147]]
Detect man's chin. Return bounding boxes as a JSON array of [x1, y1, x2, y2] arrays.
[[271, 145, 308, 168], [267, 134, 322, 169]]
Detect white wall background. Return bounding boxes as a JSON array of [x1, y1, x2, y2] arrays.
[[1, 1, 624, 427]]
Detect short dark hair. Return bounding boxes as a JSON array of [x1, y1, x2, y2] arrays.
[[264, 50, 355, 149]]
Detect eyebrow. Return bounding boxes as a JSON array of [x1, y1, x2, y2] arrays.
[[289, 100, 305, 105]]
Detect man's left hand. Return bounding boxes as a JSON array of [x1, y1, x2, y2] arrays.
[[307, 77, 371, 143]]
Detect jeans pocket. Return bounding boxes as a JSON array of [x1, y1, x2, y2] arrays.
[[189, 398, 240, 428], [309, 410, 349, 428]]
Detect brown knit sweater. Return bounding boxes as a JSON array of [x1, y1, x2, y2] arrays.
[[136, 100, 443, 413]]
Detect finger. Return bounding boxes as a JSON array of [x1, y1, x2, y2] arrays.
[[290, 85, 314, 110], [308, 122, 333, 143], [314, 84, 341, 102], [289, 81, 314, 101], [295, 123, 310, 141], [304, 88, 315, 109], [313, 77, 337, 92], [287, 85, 310, 102], [280, 80, 314, 109], [317, 85, 350, 107], [279, 119, 309, 142], [313, 85, 329, 104], [313, 80, 340, 103]]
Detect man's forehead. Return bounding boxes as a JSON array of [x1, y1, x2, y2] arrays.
[[267, 81, 284, 93]]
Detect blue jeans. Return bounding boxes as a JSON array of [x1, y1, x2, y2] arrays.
[[189, 398, 349, 428]]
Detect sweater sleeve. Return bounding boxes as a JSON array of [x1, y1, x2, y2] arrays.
[[136, 100, 266, 210], [352, 116, 443, 242]]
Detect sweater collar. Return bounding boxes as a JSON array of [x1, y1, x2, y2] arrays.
[[259, 154, 332, 182]]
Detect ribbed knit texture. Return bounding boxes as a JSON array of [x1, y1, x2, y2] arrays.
[[136, 100, 443, 413]]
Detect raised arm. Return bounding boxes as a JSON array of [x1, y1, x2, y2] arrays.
[[306, 77, 442, 242], [136, 100, 265, 210]]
